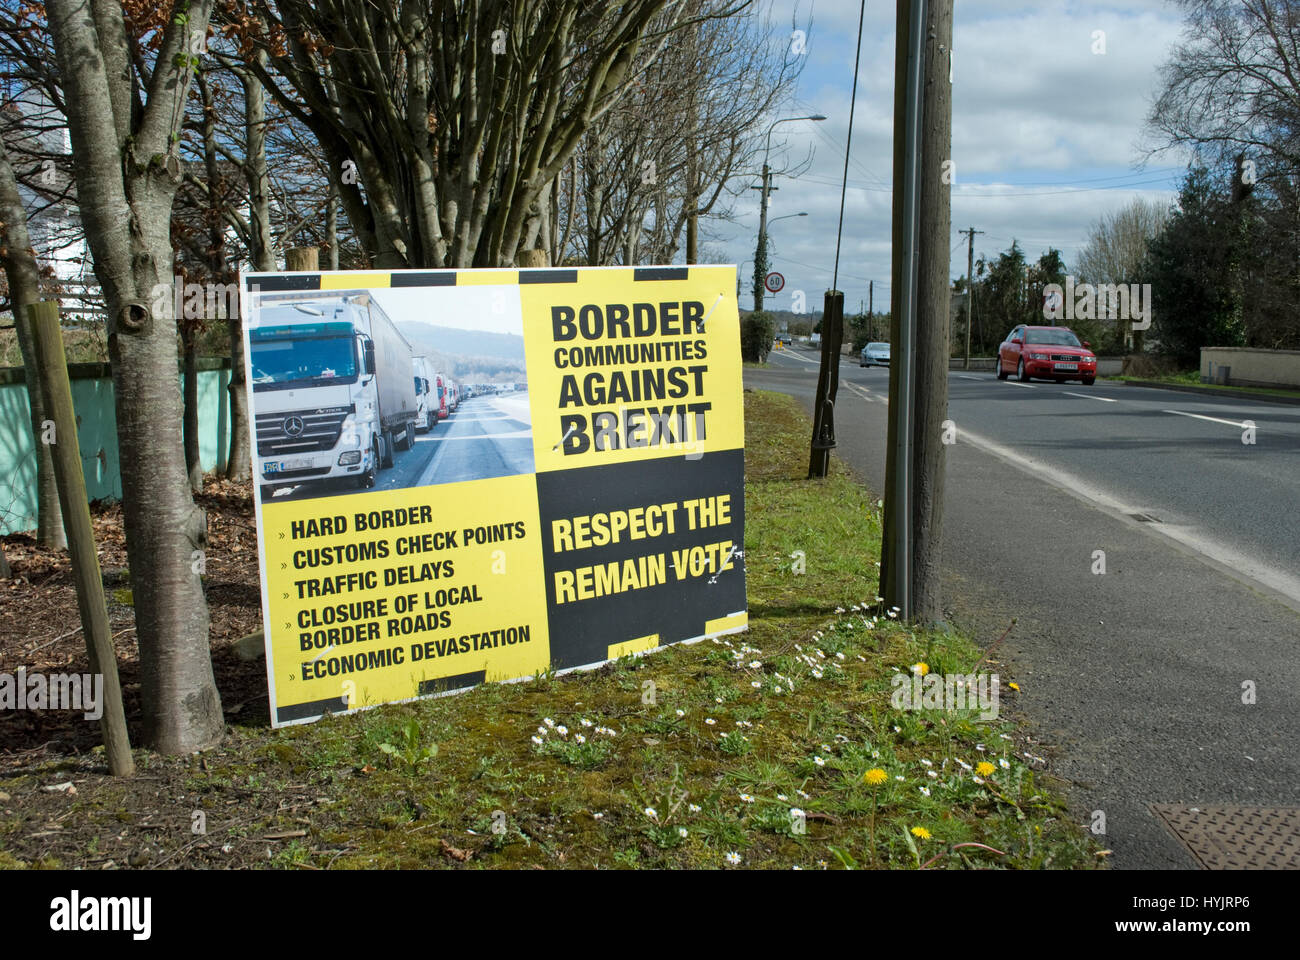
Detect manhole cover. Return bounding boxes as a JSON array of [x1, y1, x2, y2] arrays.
[[1151, 804, 1300, 869]]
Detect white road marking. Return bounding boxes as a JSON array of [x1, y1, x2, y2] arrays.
[[1064, 391, 1117, 402], [958, 426, 1300, 613], [842, 381, 884, 404], [1164, 409, 1249, 428], [770, 349, 822, 365], [957, 374, 983, 380], [1004, 380, 1035, 389]]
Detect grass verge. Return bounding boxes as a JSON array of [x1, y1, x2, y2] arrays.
[[0, 390, 1098, 870]]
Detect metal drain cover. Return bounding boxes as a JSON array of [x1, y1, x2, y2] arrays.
[[1151, 804, 1300, 869]]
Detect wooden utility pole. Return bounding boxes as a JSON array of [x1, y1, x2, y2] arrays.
[[29, 301, 134, 776], [961, 227, 984, 368], [868, 280, 874, 339], [881, 0, 954, 625]]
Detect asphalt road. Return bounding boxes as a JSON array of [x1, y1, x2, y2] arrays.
[[265, 392, 534, 502], [749, 344, 1300, 869]]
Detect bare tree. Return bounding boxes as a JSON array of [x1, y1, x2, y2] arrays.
[[240, 0, 714, 268], [564, 0, 803, 267], [47, 0, 223, 753], [1076, 197, 1171, 286], [1147, 0, 1300, 184], [0, 102, 66, 547]]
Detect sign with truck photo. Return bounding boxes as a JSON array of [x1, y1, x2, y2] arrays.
[[240, 266, 747, 726]]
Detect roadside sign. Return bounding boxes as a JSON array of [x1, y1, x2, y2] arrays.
[[239, 266, 748, 726], [765, 271, 785, 294]]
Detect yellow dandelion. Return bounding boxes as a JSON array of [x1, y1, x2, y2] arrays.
[[1008, 682, 1020, 691], [976, 761, 995, 777], [911, 662, 930, 676], [863, 768, 888, 786], [910, 826, 931, 840]]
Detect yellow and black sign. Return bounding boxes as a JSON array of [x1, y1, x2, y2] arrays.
[[241, 265, 746, 726]]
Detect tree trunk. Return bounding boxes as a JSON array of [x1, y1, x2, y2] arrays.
[[226, 55, 275, 482], [882, 0, 953, 626], [0, 136, 66, 547], [48, 0, 223, 754]]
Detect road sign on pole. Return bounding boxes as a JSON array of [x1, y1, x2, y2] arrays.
[[764, 272, 784, 294]]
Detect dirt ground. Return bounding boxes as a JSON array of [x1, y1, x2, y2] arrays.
[[0, 479, 289, 868]]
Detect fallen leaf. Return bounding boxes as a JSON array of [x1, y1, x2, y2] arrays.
[[439, 838, 472, 862]]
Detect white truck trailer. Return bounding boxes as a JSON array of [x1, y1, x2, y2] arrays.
[[412, 355, 436, 431], [250, 291, 417, 497]]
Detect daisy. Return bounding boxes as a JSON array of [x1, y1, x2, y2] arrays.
[[814, 756, 826, 767], [575, 734, 586, 744], [999, 758, 1011, 769], [530, 736, 543, 745], [749, 661, 762, 669], [537, 726, 547, 736], [777, 793, 788, 801], [544, 717, 555, 727], [556, 725, 568, 736], [644, 807, 658, 819], [705, 718, 716, 725], [689, 804, 701, 813], [725, 852, 741, 866], [919, 758, 933, 767], [739, 793, 755, 803], [919, 786, 930, 797], [678, 827, 688, 838], [675, 709, 685, 718]]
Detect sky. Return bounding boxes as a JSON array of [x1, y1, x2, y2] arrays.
[[715, 0, 1191, 312]]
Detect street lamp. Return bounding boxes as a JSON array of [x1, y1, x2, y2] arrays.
[[753, 115, 825, 312], [737, 259, 752, 305]]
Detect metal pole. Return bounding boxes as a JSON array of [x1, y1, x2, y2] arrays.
[[893, 0, 927, 622]]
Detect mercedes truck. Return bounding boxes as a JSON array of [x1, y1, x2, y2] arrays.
[[250, 291, 417, 498]]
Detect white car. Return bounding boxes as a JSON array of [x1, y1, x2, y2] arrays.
[[860, 342, 891, 368]]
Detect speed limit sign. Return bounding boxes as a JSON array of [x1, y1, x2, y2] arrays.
[[764, 271, 785, 294]]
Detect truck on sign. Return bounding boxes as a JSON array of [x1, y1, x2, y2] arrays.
[[250, 292, 417, 498]]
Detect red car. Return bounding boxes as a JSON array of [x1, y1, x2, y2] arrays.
[[995, 325, 1097, 385]]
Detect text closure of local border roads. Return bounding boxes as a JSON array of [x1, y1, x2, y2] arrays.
[[240, 266, 747, 726]]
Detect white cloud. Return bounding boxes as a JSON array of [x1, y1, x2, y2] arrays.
[[718, 1, 1189, 308]]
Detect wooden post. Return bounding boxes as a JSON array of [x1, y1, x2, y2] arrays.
[[808, 290, 845, 478], [29, 301, 134, 776], [285, 246, 319, 272]]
